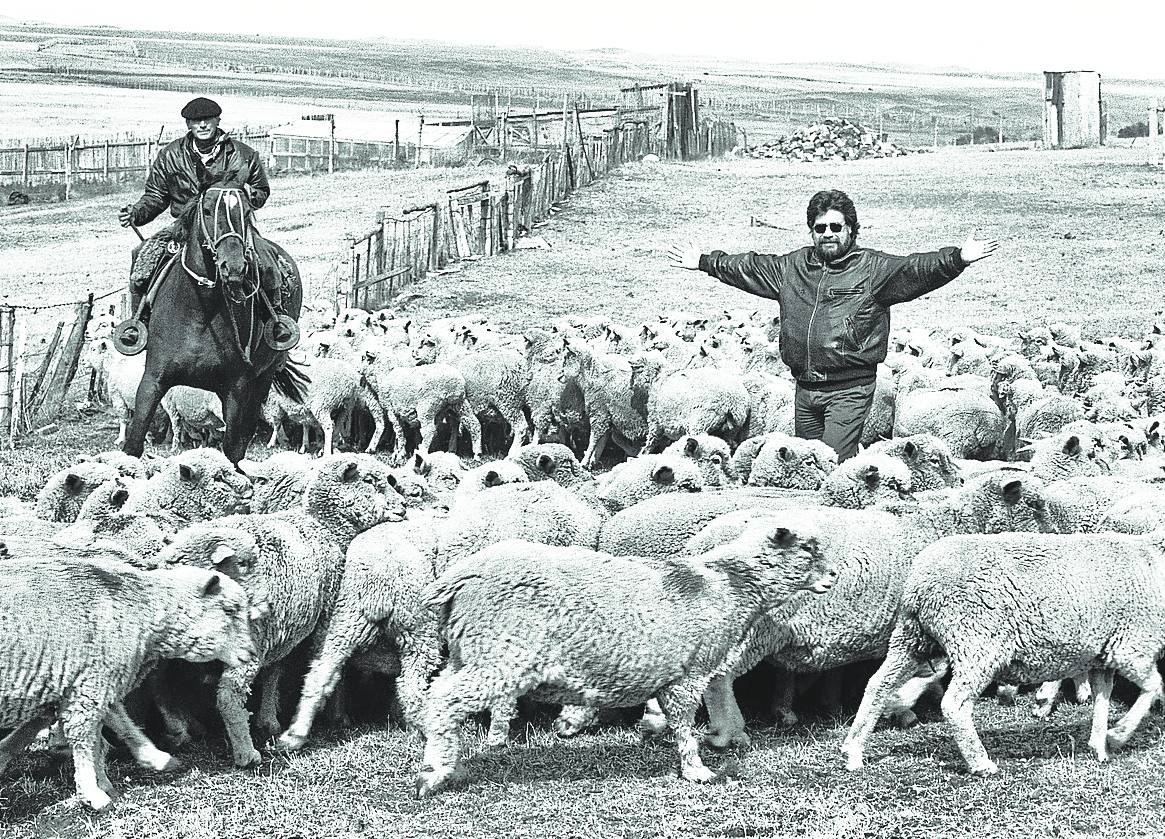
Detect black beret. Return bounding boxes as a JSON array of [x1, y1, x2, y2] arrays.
[[181, 97, 222, 120]]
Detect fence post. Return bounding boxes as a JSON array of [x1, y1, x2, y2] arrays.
[[1150, 99, 1161, 166], [394, 119, 400, 164], [7, 315, 26, 447], [21, 143, 29, 188], [0, 306, 12, 438], [415, 115, 424, 168], [103, 139, 110, 180], [64, 139, 73, 201]]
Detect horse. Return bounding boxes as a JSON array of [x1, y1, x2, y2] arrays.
[[121, 186, 306, 465]]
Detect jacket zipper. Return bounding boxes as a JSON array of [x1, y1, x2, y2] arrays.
[[805, 261, 828, 380]]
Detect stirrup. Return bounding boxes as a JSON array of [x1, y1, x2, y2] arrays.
[[263, 314, 300, 351], [113, 318, 149, 356]]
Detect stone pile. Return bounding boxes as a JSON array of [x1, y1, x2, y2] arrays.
[[743, 117, 927, 162]]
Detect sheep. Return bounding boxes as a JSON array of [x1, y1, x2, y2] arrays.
[[860, 366, 897, 447], [361, 347, 466, 463], [745, 433, 838, 489], [49, 476, 166, 564], [85, 449, 158, 479], [593, 453, 704, 513], [740, 370, 795, 439], [816, 453, 914, 509], [262, 355, 371, 456], [663, 434, 735, 487], [238, 451, 315, 513], [451, 460, 529, 503], [631, 355, 750, 453], [1027, 426, 1118, 482], [506, 442, 593, 490], [559, 339, 647, 468], [523, 328, 586, 447], [274, 515, 443, 753], [413, 524, 836, 796], [33, 459, 121, 522], [866, 434, 963, 492], [160, 386, 225, 452], [123, 447, 254, 531], [842, 531, 1165, 775], [675, 470, 1059, 745], [410, 450, 468, 497], [412, 330, 531, 459], [1040, 476, 1165, 534], [893, 381, 1005, 460], [0, 555, 254, 810], [1055, 343, 1120, 399]]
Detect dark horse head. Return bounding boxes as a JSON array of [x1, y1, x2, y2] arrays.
[[122, 185, 305, 465]]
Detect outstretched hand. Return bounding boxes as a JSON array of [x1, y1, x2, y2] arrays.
[[667, 241, 701, 271], [960, 235, 999, 264]]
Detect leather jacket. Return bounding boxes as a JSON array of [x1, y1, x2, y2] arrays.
[[129, 131, 270, 226], [700, 244, 966, 386]]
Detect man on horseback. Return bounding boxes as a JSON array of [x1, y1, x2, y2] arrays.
[[118, 97, 293, 335]]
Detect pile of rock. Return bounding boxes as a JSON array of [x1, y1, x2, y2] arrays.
[[743, 118, 927, 162]]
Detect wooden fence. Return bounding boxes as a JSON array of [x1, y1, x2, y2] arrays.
[[341, 111, 735, 309], [0, 296, 96, 446]]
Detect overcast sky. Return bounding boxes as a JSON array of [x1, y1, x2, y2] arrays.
[[14, 1, 1165, 81]]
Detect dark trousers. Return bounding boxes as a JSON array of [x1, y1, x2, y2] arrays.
[[794, 378, 876, 462]]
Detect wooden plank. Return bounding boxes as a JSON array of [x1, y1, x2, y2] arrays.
[[351, 265, 410, 294], [25, 320, 65, 419]]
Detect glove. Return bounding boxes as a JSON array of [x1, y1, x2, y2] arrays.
[[118, 206, 134, 228]]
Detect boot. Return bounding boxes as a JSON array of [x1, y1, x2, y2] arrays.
[[266, 283, 296, 346]]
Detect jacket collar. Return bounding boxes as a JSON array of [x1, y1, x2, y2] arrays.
[[805, 244, 864, 268]]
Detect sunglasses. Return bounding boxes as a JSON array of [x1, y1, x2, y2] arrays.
[[813, 222, 845, 234]]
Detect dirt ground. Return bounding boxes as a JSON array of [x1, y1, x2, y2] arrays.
[[5, 141, 1162, 343]]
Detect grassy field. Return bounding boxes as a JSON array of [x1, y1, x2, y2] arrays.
[[5, 30, 1165, 836]]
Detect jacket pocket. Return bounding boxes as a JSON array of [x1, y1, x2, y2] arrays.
[[828, 286, 863, 299], [843, 317, 859, 351]]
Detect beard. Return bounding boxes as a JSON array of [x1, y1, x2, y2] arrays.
[[814, 234, 851, 263]]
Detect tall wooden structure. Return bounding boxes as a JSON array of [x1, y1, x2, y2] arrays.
[[1043, 71, 1105, 149]]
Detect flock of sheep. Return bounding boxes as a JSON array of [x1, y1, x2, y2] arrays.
[[3, 300, 1165, 809]]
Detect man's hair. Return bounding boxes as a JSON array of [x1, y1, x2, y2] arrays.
[[806, 189, 859, 237]]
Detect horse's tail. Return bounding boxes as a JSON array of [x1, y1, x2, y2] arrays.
[[272, 358, 310, 404]]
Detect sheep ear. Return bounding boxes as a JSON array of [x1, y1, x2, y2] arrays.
[[862, 465, 881, 488], [1062, 435, 1082, 456], [683, 437, 699, 456], [110, 487, 130, 508], [652, 465, 675, 485], [778, 446, 794, 463], [179, 462, 201, 483], [202, 573, 223, 597], [340, 461, 361, 483], [536, 454, 557, 476], [767, 527, 797, 549], [483, 469, 502, 487], [902, 441, 918, 459], [1002, 479, 1024, 504], [386, 473, 398, 487], [63, 473, 85, 495]]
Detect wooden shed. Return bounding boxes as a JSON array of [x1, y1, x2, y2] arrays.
[[1043, 71, 1105, 149]]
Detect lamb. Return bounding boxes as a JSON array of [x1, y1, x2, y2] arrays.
[[177, 454, 405, 766], [413, 524, 835, 796], [0, 555, 254, 810], [50, 476, 167, 564], [842, 531, 1165, 775], [160, 386, 225, 452], [262, 355, 373, 456]]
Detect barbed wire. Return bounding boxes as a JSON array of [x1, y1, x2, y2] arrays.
[[1, 286, 122, 313]]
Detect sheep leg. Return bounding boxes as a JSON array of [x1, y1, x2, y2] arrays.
[[277, 618, 379, 752], [91, 727, 114, 799], [486, 698, 516, 747], [842, 620, 932, 771], [1105, 658, 1163, 751], [884, 657, 950, 728], [703, 675, 749, 749], [459, 410, 483, 461], [501, 403, 529, 458], [940, 663, 1000, 777], [553, 705, 599, 738], [104, 703, 180, 773], [362, 395, 387, 454], [1030, 679, 1063, 718], [60, 703, 112, 811], [1087, 669, 1114, 762], [637, 697, 668, 738], [639, 423, 667, 456], [164, 407, 182, 453], [0, 707, 55, 774], [582, 414, 612, 470], [396, 630, 443, 736], [385, 409, 410, 466], [416, 664, 523, 797], [319, 412, 336, 457], [254, 664, 283, 739], [416, 398, 443, 457], [771, 672, 800, 727], [656, 680, 716, 783], [217, 660, 263, 767]]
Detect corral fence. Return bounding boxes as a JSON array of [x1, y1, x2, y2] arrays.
[[343, 97, 738, 310], [0, 294, 105, 446], [1146, 99, 1165, 165]]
